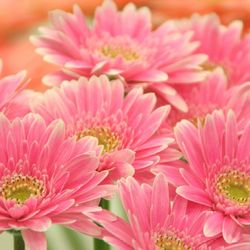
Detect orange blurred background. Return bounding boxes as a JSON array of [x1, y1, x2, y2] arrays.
[[1, 0, 250, 91]]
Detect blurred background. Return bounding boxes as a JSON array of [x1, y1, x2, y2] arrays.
[[1, 0, 250, 249]]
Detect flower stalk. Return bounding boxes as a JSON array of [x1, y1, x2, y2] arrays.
[[94, 199, 110, 250], [13, 232, 25, 250]]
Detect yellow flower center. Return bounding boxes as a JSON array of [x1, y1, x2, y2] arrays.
[[202, 60, 229, 77], [202, 61, 218, 71], [101, 45, 140, 61], [76, 127, 120, 154], [189, 116, 206, 127], [155, 235, 191, 250], [0, 175, 45, 204], [216, 170, 250, 204]]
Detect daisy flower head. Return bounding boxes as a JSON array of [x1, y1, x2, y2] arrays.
[[0, 113, 112, 250], [173, 110, 250, 244], [31, 0, 207, 111], [90, 175, 250, 250], [166, 68, 250, 131], [176, 14, 250, 86], [31, 75, 173, 184]]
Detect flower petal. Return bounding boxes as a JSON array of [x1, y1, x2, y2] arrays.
[[22, 230, 47, 250], [176, 186, 212, 207], [204, 211, 223, 237], [222, 216, 242, 244]]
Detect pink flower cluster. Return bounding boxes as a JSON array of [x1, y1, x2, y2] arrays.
[[0, 1, 250, 249]]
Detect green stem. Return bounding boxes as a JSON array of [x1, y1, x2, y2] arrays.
[[99, 198, 110, 210], [94, 199, 110, 250], [14, 232, 25, 250], [94, 238, 110, 250]]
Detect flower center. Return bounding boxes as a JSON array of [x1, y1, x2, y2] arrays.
[[216, 170, 250, 204], [76, 127, 120, 154], [202, 60, 229, 77], [189, 116, 206, 127], [0, 175, 45, 204], [202, 61, 218, 71], [100, 45, 140, 61], [155, 235, 191, 250]]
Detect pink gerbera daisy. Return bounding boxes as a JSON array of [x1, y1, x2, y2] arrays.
[[0, 113, 112, 250], [166, 68, 250, 131], [177, 14, 250, 86], [153, 69, 250, 182], [31, 75, 172, 183], [0, 60, 30, 119], [31, 0, 207, 111], [173, 110, 250, 244], [90, 175, 250, 249]]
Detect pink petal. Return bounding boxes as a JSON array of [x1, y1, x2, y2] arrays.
[[172, 195, 187, 227], [225, 243, 250, 250], [150, 174, 169, 228], [67, 218, 101, 237], [204, 211, 223, 237], [132, 69, 168, 82], [237, 122, 250, 161], [174, 120, 206, 179], [164, 92, 188, 112], [23, 217, 52, 232], [90, 210, 133, 246], [176, 186, 212, 207], [180, 168, 204, 188], [108, 149, 135, 164], [225, 111, 237, 159], [200, 114, 221, 164], [222, 216, 242, 244], [8, 206, 25, 219], [22, 230, 47, 250], [154, 165, 186, 186], [42, 71, 75, 87], [103, 162, 135, 183], [237, 215, 250, 226], [0, 70, 27, 108]]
